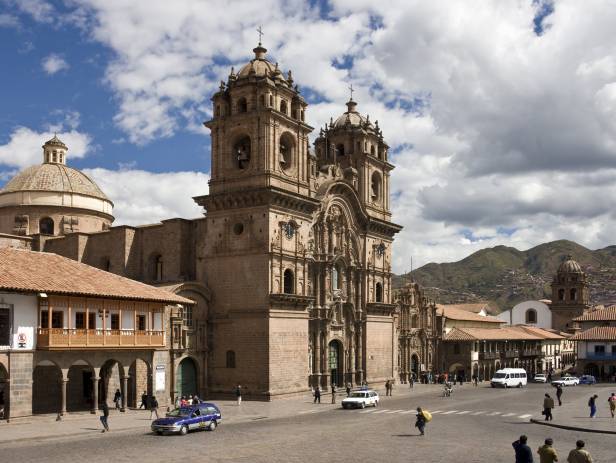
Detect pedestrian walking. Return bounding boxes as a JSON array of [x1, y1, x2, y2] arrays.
[[113, 388, 122, 410], [139, 391, 147, 409], [410, 373, 414, 388], [385, 380, 391, 396], [100, 401, 110, 432], [556, 385, 563, 406], [547, 372, 553, 383], [543, 393, 554, 421], [608, 392, 616, 418], [389, 380, 394, 396], [346, 383, 351, 397], [472, 374, 478, 387], [566, 440, 593, 463], [331, 384, 336, 404], [537, 438, 558, 463], [588, 394, 598, 418], [512, 435, 533, 463], [149, 395, 159, 420], [313, 385, 321, 404], [235, 385, 242, 406], [414, 407, 430, 436]]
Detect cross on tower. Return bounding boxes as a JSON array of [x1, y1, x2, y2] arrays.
[[257, 26, 264, 45], [348, 84, 354, 100]]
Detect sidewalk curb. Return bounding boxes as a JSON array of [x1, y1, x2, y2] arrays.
[[530, 418, 616, 435]]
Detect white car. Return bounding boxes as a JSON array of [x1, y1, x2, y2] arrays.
[[341, 390, 379, 409], [533, 374, 547, 383], [552, 376, 579, 387]]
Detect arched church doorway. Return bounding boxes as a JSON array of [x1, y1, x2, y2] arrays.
[[328, 340, 343, 387], [410, 354, 420, 378], [128, 358, 151, 408], [176, 357, 198, 398], [99, 359, 124, 406]]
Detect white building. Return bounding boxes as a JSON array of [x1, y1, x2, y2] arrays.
[[497, 300, 552, 329]]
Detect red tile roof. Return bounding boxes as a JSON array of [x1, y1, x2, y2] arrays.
[[437, 305, 504, 323], [573, 306, 616, 322], [0, 248, 193, 304], [569, 326, 616, 341], [444, 325, 564, 342], [436, 302, 494, 314]]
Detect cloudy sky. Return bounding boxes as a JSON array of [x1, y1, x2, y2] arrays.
[[1, 0, 615, 272]]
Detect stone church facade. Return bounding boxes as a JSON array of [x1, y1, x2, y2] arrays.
[[1, 43, 403, 401]]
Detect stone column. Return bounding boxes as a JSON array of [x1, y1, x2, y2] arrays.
[[60, 378, 68, 416], [91, 376, 99, 414], [121, 375, 128, 412], [356, 324, 364, 384]]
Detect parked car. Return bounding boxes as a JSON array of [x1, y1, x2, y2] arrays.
[[341, 390, 379, 409], [579, 375, 597, 385], [151, 403, 222, 435], [533, 374, 547, 383], [490, 368, 528, 388], [551, 376, 579, 387]]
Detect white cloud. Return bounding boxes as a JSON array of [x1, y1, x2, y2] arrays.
[[84, 168, 209, 226], [0, 126, 92, 169], [42, 53, 69, 75], [18, 0, 616, 271], [0, 13, 20, 28]]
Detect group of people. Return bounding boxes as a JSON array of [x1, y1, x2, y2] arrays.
[[174, 394, 202, 408], [513, 435, 593, 463], [542, 389, 616, 420]]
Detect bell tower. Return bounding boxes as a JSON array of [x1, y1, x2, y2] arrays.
[[205, 42, 312, 197], [313, 97, 392, 221], [550, 255, 591, 332]]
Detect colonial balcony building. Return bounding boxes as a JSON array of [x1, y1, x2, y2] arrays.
[[0, 247, 192, 419], [570, 305, 616, 380]]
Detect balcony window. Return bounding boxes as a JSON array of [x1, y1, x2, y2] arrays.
[[41, 311, 63, 328], [110, 313, 120, 330], [594, 345, 605, 356], [75, 312, 85, 329], [137, 315, 146, 331]]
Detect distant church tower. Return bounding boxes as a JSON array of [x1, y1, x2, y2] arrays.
[[550, 255, 590, 332]]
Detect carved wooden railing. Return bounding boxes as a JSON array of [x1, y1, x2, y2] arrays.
[[37, 328, 165, 349]]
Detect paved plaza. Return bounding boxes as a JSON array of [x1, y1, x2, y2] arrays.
[[2, 383, 615, 462]]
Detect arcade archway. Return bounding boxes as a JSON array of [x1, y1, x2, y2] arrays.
[[176, 357, 198, 398]]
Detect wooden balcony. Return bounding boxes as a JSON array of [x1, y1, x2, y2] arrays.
[[37, 328, 165, 349]]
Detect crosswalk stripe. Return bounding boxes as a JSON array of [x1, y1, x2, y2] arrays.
[[386, 410, 404, 414], [372, 409, 389, 414], [359, 409, 376, 413], [456, 411, 471, 415], [430, 410, 442, 414], [487, 412, 501, 416], [441, 410, 458, 415], [299, 409, 321, 414], [518, 414, 532, 419], [471, 411, 486, 415], [401, 410, 414, 414], [501, 413, 516, 417]]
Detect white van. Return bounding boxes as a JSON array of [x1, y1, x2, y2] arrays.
[[490, 368, 527, 388]]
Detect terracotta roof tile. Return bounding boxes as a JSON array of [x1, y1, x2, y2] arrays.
[[0, 248, 193, 304], [436, 302, 493, 314], [569, 326, 616, 341], [444, 325, 563, 341], [437, 305, 504, 323], [573, 305, 616, 322]]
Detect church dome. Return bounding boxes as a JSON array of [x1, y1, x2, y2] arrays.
[[557, 255, 583, 274], [236, 44, 285, 81], [1, 163, 110, 201], [332, 99, 374, 130]]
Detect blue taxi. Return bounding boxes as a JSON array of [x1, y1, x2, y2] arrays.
[[151, 403, 222, 435]]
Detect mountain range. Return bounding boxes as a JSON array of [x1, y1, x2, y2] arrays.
[[394, 240, 616, 312]]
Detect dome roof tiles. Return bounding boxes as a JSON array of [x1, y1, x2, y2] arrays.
[[557, 255, 583, 274], [1, 163, 110, 202]]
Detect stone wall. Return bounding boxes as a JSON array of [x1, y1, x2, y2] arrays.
[[268, 314, 309, 395], [365, 316, 394, 383], [7, 351, 33, 418], [0, 233, 32, 250]]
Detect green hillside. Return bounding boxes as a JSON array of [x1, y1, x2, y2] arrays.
[[394, 240, 616, 312]]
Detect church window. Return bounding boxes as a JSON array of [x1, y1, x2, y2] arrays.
[[259, 95, 265, 107], [411, 314, 418, 328], [237, 97, 248, 113], [150, 254, 163, 281], [215, 105, 220, 117], [233, 136, 251, 169], [336, 144, 345, 157], [233, 223, 244, 235], [525, 309, 537, 324], [184, 304, 193, 327], [283, 269, 294, 294], [269, 95, 274, 106], [332, 265, 342, 291], [52, 151, 57, 163], [226, 350, 236, 368], [371, 172, 382, 202], [39, 217, 54, 235], [280, 100, 288, 115], [279, 133, 294, 172], [558, 289, 565, 301], [370, 145, 375, 156], [301, 110, 305, 121], [570, 288, 577, 301], [375, 282, 383, 302]]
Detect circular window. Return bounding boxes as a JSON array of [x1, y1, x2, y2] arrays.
[[233, 223, 244, 235]]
